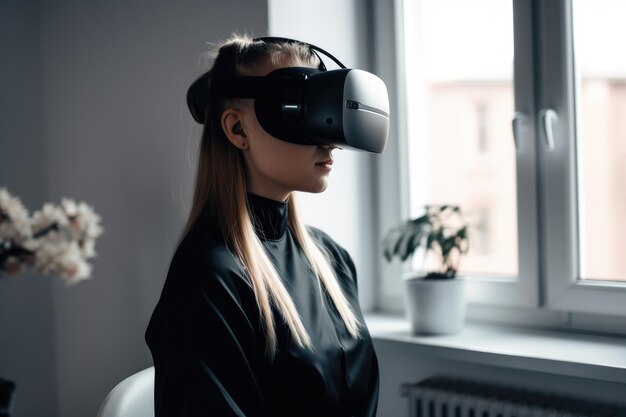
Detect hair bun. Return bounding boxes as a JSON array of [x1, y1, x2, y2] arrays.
[[186, 71, 211, 124]]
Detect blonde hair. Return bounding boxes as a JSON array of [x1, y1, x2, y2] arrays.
[[180, 33, 363, 361]]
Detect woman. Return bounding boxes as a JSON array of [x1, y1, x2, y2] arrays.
[[145, 34, 380, 417]]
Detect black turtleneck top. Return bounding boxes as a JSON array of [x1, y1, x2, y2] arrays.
[[145, 193, 379, 417]]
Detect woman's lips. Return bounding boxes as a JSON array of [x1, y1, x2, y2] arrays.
[[315, 159, 333, 170], [315, 159, 333, 165]]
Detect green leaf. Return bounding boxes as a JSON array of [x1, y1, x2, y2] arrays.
[[408, 229, 426, 257], [392, 228, 410, 257], [453, 227, 469, 254], [426, 233, 436, 250], [435, 229, 445, 246], [381, 227, 396, 260], [440, 236, 454, 259], [397, 223, 423, 261], [397, 230, 413, 261], [409, 214, 429, 226], [382, 227, 402, 261]]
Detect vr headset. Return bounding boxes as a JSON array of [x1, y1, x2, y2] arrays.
[[186, 36, 390, 154]]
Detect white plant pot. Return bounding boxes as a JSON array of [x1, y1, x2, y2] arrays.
[[403, 274, 468, 335]]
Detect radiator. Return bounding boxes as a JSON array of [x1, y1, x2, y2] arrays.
[[400, 377, 626, 417]]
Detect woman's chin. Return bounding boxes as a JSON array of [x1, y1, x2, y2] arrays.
[[299, 180, 329, 194]]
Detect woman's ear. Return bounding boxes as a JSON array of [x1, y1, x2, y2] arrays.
[[221, 109, 249, 150]]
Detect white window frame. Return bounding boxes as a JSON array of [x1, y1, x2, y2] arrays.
[[373, 0, 626, 328], [537, 0, 626, 316]]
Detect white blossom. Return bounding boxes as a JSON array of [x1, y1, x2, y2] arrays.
[[0, 187, 32, 243], [60, 198, 104, 253], [54, 241, 93, 285], [1, 189, 103, 285], [26, 236, 92, 284], [30, 202, 69, 236], [80, 238, 97, 258], [24, 229, 67, 272]]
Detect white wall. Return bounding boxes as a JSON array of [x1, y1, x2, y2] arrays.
[[268, 0, 380, 312], [1, 1, 268, 416]]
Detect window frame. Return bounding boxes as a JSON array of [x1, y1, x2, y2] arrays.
[[373, 0, 626, 324], [537, 0, 626, 316]]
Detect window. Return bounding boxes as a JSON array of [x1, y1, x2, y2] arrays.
[[404, 0, 518, 279], [540, 0, 626, 316], [376, 0, 626, 319], [572, 0, 626, 283]]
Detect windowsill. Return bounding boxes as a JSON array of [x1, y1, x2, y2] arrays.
[[364, 313, 626, 384]]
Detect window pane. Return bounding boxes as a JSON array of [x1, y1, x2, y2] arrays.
[[573, 0, 626, 282], [406, 0, 518, 277]]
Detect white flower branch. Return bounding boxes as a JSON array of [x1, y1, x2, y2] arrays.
[[0, 188, 104, 285]]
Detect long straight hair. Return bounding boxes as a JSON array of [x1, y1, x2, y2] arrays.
[[179, 33, 363, 360]]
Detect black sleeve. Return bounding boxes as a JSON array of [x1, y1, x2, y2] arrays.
[[149, 250, 270, 417]]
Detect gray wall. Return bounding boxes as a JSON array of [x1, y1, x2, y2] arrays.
[[1, 1, 268, 416], [0, 2, 57, 417]]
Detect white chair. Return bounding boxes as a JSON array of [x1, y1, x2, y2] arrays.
[[96, 367, 155, 417]]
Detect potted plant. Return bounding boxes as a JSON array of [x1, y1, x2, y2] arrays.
[[382, 204, 470, 335]]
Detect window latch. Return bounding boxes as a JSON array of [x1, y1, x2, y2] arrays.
[[539, 108, 558, 151], [511, 112, 528, 153]]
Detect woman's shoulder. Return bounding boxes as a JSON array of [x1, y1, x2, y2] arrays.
[[166, 228, 249, 294], [146, 229, 258, 351], [175, 228, 231, 264]]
